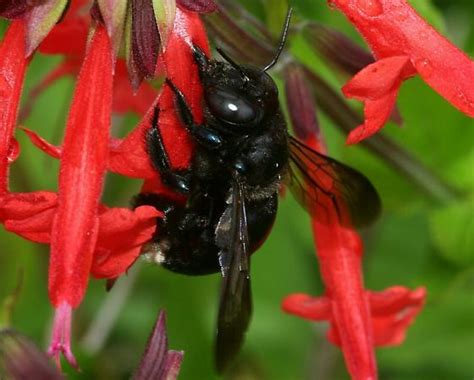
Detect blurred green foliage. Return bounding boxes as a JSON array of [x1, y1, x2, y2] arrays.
[[1, 0, 473, 379]]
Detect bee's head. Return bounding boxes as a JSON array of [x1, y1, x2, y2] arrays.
[[190, 8, 292, 131], [191, 46, 278, 130]]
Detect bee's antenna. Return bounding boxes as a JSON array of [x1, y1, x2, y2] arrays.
[[216, 47, 250, 83], [262, 8, 293, 72]]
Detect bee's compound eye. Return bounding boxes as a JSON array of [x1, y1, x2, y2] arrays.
[[206, 87, 257, 124]]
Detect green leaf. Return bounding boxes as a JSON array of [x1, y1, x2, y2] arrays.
[[429, 199, 474, 267]]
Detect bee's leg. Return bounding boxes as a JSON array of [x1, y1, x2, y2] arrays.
[[166, 79, 225, 150], [147, 107, 192, 194], [191, 44, 209, 72]]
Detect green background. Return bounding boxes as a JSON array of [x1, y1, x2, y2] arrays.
[[1, 0, 473, 379]]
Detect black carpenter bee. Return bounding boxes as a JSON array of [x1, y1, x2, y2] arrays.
[[133, 9, 381, 373]]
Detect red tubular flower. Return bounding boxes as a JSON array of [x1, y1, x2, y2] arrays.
[[0, 6, 208, 368], [0, 20, 28, 194], [49, 23, 112, 307], [283, 223, 426, 380], [46, 24, 113, 365], [330, 0, 474, 144], [283, 64, 426, 380]]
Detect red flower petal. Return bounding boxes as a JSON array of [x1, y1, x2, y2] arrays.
[[48, 25, 113, 308], [343, 56, 413, 101], [281, 293, 331, 320], [346, 87, 399, 144], [368, 286, 426, 346], [21, 127, 63, 159], [343, 56, 414, 144], [332, 0, 474, 143], [283, 286, 426, 349], [0, 191, 57, 219], [91, 205, 161, 278], [0, 20, 28, 195], [0, 191, 57, 243], [5, 208, 55, 243], [108, 102, 158, 179]]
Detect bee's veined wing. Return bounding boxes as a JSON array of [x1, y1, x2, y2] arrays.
[[288, 136, 381, 228], [214, 178, 252, 373]]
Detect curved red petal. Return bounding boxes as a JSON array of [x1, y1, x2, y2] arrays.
[[0, 191, 57, 219], [108, 101, 158, 179], [91, 205, 161, 278], [21, 128, 63, 159], [342, 56, 413, 101], [0, 191, 57, 243], [343, 56, 414, 144], [4, 208, 55, 243], [346, 88, 399, 144], [368, 286, 426, 346], [281, 293, 331, 320], [49, 26, 113, 308]]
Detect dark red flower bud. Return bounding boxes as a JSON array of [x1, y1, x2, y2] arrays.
[[0, 329, 64, 380], [133, 310, 183, 380], [130, 0, 161, 88], [0, 0, 35, 19], [303, 22, 374, 76], [177, 0, 217, 13], [283, 62, 321, 143]]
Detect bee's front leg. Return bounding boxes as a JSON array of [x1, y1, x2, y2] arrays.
[[166, 79, 226, 150], [146, 106, 192, 194]]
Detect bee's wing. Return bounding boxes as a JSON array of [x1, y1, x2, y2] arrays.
[[288, 136, 381, 228], [214, 178, 252, 373]]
